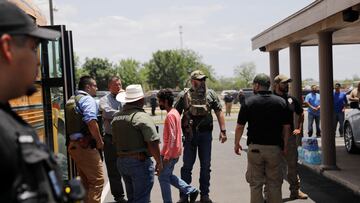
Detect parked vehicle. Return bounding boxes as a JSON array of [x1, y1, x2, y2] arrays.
[[144, 89, 181, 107], [95, 90, 110, 105], [241, 88, 254, 99], [344, 102, 360, 153], [220, 90, 240, 104]]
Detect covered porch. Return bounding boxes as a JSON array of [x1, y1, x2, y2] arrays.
[[252, 0, 360, 170]]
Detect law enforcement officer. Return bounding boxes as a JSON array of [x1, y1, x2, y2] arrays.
[[66, 76, 104, 203], [99, 76, 127, 202], [112, 84, 163, 203], [224, 92, 234, 116], [238, 89, 245, 106], [0, 2, 63, 202], [273, 74, 308, 200], [150, 94, 157, 116], [234, 73, 291, 203], [174, 70, 227, 203]]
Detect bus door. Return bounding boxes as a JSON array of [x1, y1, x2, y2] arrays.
[[40, 25, 76, 180]]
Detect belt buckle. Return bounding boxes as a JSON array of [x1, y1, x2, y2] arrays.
[[251, 149, 260, 153]]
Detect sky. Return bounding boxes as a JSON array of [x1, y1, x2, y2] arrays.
[[33, 0, 360, 81]]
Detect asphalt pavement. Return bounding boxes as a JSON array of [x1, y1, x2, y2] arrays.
[[102, 116, 360, 203]]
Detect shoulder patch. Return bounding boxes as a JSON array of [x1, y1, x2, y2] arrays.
[[288, 97, 293, 104]]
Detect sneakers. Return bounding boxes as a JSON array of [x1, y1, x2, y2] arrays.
[[189, 190, 199, 203], [290, 190, 308, 200], [177, 197, 189, 203], [115, 197, 128, 203], [200, 195, 213, 203]]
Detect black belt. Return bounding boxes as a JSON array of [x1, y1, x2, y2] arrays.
[[117, 152, 147, 161]]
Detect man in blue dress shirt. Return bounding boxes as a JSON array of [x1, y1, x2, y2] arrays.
[[333, 83, 347, 137], [305, 85, 321, 137]]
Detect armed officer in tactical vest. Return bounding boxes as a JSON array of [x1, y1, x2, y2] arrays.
[[66, 76, 104, 203], [175, 70, 227, 203], [0, 2, 64, 202], [112, 84, 163, 203]]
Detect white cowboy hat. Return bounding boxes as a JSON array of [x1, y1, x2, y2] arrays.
[[116, 84, 144, 103]]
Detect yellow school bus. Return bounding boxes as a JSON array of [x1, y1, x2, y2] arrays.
[[7, 0, 76, 179], [8, 0, 64, 149]]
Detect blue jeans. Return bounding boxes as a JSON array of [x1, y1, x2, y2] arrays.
[[159, 158, 196, 203], [181, 131, 212, 197], [334, 112, 345, 136], [308, 113, 321, 136], [117, 157, 154, 203]]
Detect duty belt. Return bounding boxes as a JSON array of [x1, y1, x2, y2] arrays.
[[117, 152, 147, 161]]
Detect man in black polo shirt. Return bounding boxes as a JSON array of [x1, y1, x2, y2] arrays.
[[273, 74, 308, 200], [234, 73, 291, 203]]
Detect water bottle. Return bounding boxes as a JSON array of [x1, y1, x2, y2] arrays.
[[304, 149, 321, 165], [297, 146, 304, 160], [302, 137, 319, 151]]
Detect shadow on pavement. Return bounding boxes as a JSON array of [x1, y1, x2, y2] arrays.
[[296, 164, 360, 203]]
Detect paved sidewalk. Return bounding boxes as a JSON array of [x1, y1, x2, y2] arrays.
[[101, 106, 360, 202], [145, 107, 360, 197], [299, 138, 360, 196], [301, 110, 360, 196]]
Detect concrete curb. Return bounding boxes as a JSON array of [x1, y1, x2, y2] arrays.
[[299, 161, 360, 196]]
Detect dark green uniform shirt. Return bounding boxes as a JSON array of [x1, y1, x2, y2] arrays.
[[175, 88, 222, 132], [111, 104, 160, 154]]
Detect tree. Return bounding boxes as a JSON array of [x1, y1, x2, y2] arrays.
[[302, 78, 317, 88], [74, 53, 85, 85], [234, 62, 256, 88], [115, 58, 144, 88], [75, 67, 89, 86], [82, 57, 115, 90], [353, 74, 360, 81], [144, 49, 214, 89]]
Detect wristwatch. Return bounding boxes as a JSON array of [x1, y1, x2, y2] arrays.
[[221, 129, 226, 134]]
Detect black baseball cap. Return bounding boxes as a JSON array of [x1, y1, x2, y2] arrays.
[[0, 1, 60, 41], [253, 73, 270, 87]]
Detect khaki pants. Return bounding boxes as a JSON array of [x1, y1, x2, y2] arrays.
[[246, 144, 283, 203], [68, 141, 104, 203], [225, 102, 232, 115], [284, 136, 300, 193]]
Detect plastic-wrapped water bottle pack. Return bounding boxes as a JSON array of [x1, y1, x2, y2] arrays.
[[298, 137, 322, 165]]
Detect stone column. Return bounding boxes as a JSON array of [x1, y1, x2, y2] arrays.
[[318, 31, 338, 170], [289, 43, 302, 102], [270, 50, 279, 88], [289, 43, 302, 145]]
